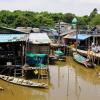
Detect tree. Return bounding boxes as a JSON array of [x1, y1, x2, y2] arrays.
[[35, 14, 54, 27], [14, 16, 33, 27], [82, 15, 89, 25], [0, 10, 16, 27], [89, 8, 98, 21], [63, 13, 75, 23], [50, 13, 64, 23], [90, 14, 100, 26]]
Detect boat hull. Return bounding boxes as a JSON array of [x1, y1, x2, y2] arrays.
[[73, 52, 95, 68], [0, 75, 48, 88]]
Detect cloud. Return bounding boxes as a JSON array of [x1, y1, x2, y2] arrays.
[[0, 0, 100, 16]]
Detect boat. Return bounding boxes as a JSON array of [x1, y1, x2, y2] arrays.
[[0, 75, 48, 88], [54, 50, 66, 61], [73, 52, 95, 68]]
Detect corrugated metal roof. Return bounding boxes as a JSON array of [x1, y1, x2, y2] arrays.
[[64, 34, 91, 40], [29, 33, 51, 44], [60, 30, 76, 36], [0, 27, 29, 34], [0, 34, 28, 43], [50, 29, 59, 36]]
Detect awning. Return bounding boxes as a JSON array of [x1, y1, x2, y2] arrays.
[[0, 34, 28, 43], [29, 33, 51, 44], [63, 34, 91, 40]]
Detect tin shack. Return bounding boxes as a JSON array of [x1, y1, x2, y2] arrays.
[[0, 27, 28, 75]]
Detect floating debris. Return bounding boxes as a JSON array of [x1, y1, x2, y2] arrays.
[[0, 87, 4, 91]]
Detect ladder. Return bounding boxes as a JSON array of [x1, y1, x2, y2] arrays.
[[38, 67, 49, 79], [14, 68, 22, 77]]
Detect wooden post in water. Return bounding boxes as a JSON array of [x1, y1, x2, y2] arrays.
[[38, 68, 40, 82]]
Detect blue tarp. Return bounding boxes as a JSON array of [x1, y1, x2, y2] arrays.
[[64, 34, 91, 40], [26, 52, 47, 58], [26, 52, 47, 66]]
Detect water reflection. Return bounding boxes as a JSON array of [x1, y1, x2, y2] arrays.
[[0, 81, 48, 100], [0, 57, 100, 100], [67, 57, 100, 85]]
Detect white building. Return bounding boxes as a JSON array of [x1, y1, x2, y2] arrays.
[[55, 22, 72, 34]]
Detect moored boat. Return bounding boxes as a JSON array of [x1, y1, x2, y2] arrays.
[[73, 52, 95, 68], [0, 75, 48, 88], [54, 50, 66, 61]]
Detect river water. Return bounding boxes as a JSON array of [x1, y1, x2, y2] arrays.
[[0, 57, 100, 100]]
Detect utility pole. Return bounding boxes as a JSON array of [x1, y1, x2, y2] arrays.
[[72, 18, 78, 52], [58, 20, 61, 45]]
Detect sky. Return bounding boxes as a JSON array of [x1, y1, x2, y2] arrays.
[[0, 0, 100, 16]]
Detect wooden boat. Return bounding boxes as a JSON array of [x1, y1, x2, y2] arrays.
[[0, 75, 48, 88], [73, 52, 95, 68], [54, 50, 66, 61]]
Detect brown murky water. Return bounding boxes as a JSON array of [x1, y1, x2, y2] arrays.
[[0, 57, 100, 100]]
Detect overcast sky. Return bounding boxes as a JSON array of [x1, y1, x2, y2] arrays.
[[0, 0, 100, 16]]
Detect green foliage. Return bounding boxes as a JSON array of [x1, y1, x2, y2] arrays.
[[64, 13, 75, 23], [77, 17, 88, 29], [77, 8, 99, 28], [89, 14, 100, 26], [0, 8, 99, 29], [35, 13, 54, 27], [14, 16, 32, 27], [89, 8, 98, 20], [50, 13, 64, 23], [0, 10, 16, 27]]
